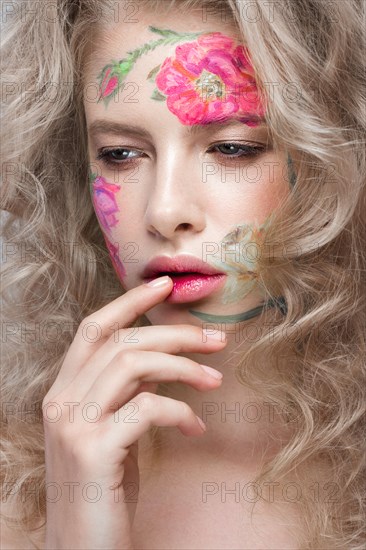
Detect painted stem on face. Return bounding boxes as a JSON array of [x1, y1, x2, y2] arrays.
[[189, 295, 287, 324]]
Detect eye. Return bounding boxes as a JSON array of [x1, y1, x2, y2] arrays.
[[96, 147, 145, 169], [96, 141, 268, 171], [207, 142, 267, 160]]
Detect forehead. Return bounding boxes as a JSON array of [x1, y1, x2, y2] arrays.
[[84, 2, 246, 87], [87, 7, 243, 57], [83, 15, 266, 128]]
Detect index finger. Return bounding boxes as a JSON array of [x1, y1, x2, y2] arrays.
[[79, 275, 174, 339], [47, 277, 174, 395]]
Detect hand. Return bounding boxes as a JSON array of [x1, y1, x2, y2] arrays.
[[42, 276, 227, 549]]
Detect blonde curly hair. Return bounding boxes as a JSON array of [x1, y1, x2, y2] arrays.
[[1, 0, 365, 547]]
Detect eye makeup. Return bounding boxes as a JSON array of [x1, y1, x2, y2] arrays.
[[95, 146, 146, 170], [95, 141, 268, 171]]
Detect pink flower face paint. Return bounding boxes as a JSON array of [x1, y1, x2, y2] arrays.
[[103, 235, 126, 281], [89, 172, 121, 234], [154, 32, 265, 126], [96, 26, 266, 127], [89, 171, 126, 281]]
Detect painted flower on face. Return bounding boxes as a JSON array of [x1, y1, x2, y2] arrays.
[[89, 172, 126, 280], [96, 27, 205, 107], [89, 173, 121, 234], [208, 214, 272, 305], [95, 26, 265, 125], [103, 235, 126, 280], [154, 32, 266, 126], [97, 59, 135, 103], [99, 67, 119, 99]]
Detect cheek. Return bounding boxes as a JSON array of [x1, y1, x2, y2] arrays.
[[210, 156, 291, 225], [90, 175, 122, 233], [251, 172, 290, 221], [103, 233, 127, 282], [89, 173, 127, 281]]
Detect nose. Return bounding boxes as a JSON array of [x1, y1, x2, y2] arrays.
[[144, 145, 206, 240]]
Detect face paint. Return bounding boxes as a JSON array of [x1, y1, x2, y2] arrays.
[[93, 27, 287, 315], [97, 27, 206, 106], [97, 26, 266, 126], [201, 214, 272, 306], [89, 170, 126, 281], [89, 171, 121, 233], [186, 156, 295, 321], [287, 153, 297, 187], [103, 235, 126, 281], [186, 210, 291, 322], [188, 295, 287, 324], [153, 31, 265, 126]]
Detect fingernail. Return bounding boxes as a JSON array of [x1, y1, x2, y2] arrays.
[[200, 365, 223, 380], [195, 415, 206, 432], [202, 328, 227, 342], [146, 275, 171, 287]]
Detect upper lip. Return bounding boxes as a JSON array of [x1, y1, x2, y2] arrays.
[[142, 254, 224, 278]]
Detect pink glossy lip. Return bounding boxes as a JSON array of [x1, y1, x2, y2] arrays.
[[142, 254, 226, 304], [142, 254, 224, 278], [144, 272, 227, 304]]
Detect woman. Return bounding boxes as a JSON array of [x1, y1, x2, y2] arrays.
[[1, 0, 365, 548]]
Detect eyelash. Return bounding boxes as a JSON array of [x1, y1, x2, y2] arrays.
[[96, 142, 267, 170]]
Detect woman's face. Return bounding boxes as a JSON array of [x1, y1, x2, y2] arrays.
[[83, 8, 291, 326]]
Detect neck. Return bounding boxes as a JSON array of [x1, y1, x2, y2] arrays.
[[149, 305, 293, 468]]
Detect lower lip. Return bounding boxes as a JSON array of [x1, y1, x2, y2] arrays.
[[144, 273, 227, 304]]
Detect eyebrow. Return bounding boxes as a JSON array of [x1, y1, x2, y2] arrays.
[[88, 116, 266, 140]]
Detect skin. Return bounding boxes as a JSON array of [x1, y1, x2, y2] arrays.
[[34, 8, 298, 549], [84, 5, 291, 448], [85, 0, 291, 502], [85, 24, 289, 324]]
